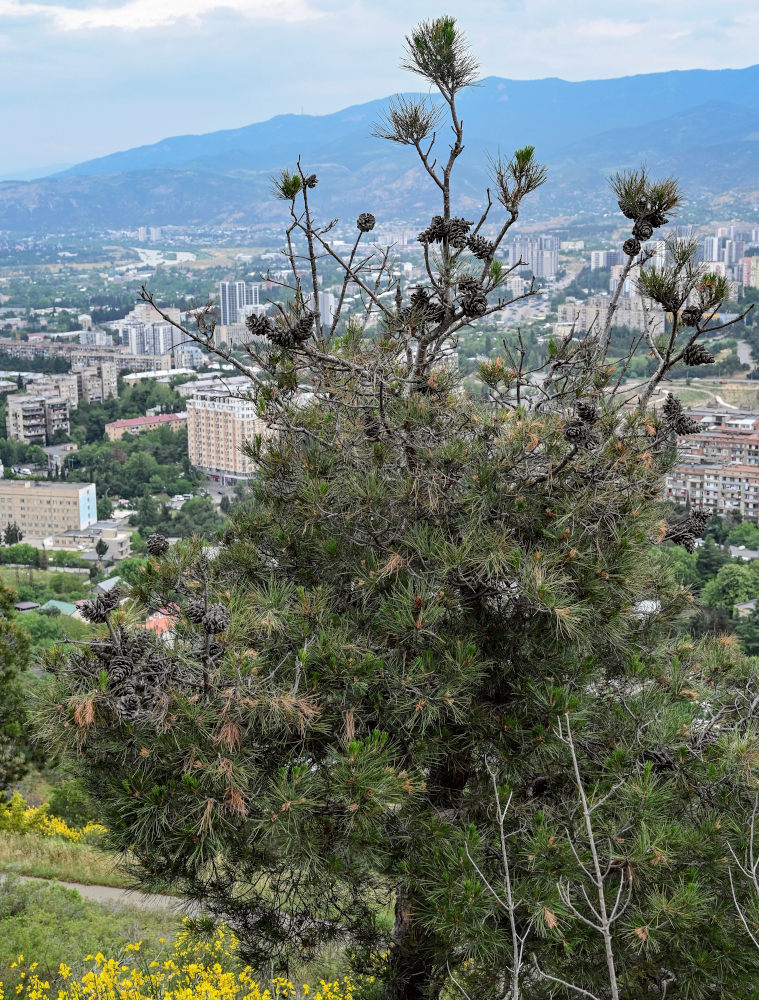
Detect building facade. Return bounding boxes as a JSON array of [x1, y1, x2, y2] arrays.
[[186, 389, 267, 483], [557, 293, 666, 335], [6, 394, 70, 445], [218, 281, 260, 326], [73, 362, 118, 403], [27, 373, 79, 407], [105, 411, 187, 441], [0, 480, 97, 537], [666, 464, 759, 519]]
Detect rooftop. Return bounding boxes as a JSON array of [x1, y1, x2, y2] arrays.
[[0, 480, 95, 493], [105, 412, 187, 429], [39, 600, 77, 616]]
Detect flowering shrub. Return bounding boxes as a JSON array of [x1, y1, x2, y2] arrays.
[[3, 922, 370, 1000], [0, 792, 107, 845]]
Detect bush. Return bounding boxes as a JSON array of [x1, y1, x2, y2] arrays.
[[0, 791, 107, 845], [1, 917, 370, 1000], [0, 879, 180, 992], [47, 779, 98, 829]]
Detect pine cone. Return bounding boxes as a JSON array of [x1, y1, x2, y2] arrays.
[[146, 533, 169, 557], [304, 174, 318, 189], [426, 300, 448, 323], [356, 213, 376, 233], [448, 217, 474, 249], [460, 290, 488, 318], [618, 199, 637, 221], [202, 603, 230, 635], [267, 314, 314, 350], [633, 219, 654, 241], [116, 693, 141, 722], [681, 307, 702, 329], [679, 531, 697, 553], [662, 393, 683, 423], [246, 313, 273, 338], [410, 286, 430, 309], [425, 216, 448, 243], [185, 598, 206, 624], [291, 315, 315, 343], [674, 415, 702, 435], [623, 238, 641, 257], [80, 590, 121, 624], [688, 508, 710, 534], [564, 421, 594, 447], [576, 401, 598, 424], [107, 657, 133, 687], [682, 343, 714, 366], [649, 211, 668, 228], [466, 234, 495, 260]]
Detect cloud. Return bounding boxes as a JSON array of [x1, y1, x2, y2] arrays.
[[582, 18, 643, 39], [0, 0, 321, 31]]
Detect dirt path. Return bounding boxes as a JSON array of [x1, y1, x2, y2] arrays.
[[713, 392, 740, 410], [4, 872, 199, 914]]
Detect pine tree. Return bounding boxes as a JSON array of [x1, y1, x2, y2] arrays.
[[3, 521, 23, 545], [38, 17, 759, 1000]]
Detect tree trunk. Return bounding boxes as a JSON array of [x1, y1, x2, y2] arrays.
[[386, 887, 441, 1000]]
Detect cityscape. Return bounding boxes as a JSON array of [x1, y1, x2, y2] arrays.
[[3, 3, 759, 996]]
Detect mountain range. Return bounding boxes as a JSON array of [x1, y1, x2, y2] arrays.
[[2, 65, 759, 234]]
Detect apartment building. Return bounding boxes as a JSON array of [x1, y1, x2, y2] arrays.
[[666, 464, 759, 519], [677, 427, 759, 468], [6, 394, 70, 445], [557, 294, 666, 335], [105, 411, 187, 441], [217, 281, 260, 326], [0, 480, 97, 537], [50, 520, 131, 561], [73, 362, 118, 403], [0, 337, 176, 374], [28, 373, 79, 407], [186, 389, 268, 483]]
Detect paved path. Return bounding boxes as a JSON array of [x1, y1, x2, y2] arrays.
[[738, 340, 754, 369], [3, 872, 198, 914]]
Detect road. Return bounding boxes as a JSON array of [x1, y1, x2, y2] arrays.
[[738, 340, 755, 369]]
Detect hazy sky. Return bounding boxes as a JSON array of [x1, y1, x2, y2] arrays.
[[2, 0, 758, 178]]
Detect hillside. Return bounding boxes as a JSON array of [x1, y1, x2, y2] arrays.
[[2, 66, 758, 233]]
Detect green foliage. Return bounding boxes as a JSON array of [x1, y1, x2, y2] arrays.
[[131, 495, 224, 541], [17, 610, 90, 656], [65, 426, 200, 501], [69, 379, 187, 444], [0, 581, 31, 790], [35, 21, 759, 1000], [728, 521, 759, 550], [47, 778, 99, 828], [0, 878, 180, 992], [702, 561, 759, 610], [402, 16, 479, 94], [272, 169, 302, 202], [609, 167, 681, 221], [735, 609, 759, 655]]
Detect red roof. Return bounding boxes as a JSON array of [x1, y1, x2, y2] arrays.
[[106, 412, 187, 430], [143, 604, 180, 635]]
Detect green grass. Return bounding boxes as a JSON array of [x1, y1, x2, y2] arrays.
[[0, 877, 181, 988], [671, 387, 715, 405], [0, 567, 88, 587], [0, 877, 352, 992], [0, 832, 132, 888]]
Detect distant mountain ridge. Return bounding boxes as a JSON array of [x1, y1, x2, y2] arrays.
[[2, 65, 759, 233]]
